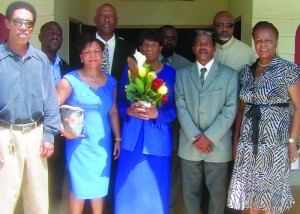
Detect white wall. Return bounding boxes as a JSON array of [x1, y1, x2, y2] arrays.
[[88, 0, 228, 27]]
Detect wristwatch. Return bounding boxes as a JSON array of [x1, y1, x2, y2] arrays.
[[288, 138, 295, 144]]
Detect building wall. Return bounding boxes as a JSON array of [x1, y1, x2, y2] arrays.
[[54, 0, 70, 62], [253, 0, 300, 62], [228, 0, 253, 46], [88, 0, 228, 27], [0, 0, 55, 49]]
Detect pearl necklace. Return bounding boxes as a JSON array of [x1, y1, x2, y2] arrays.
[[258, 61, 270, 67]]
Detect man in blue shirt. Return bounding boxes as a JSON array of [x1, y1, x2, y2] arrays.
[[39, 21, 70, 214], [0, 2, 60, 213]]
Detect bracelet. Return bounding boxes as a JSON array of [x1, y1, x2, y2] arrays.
[[288, 138, 296, 144], [115, 137, 122, 142]]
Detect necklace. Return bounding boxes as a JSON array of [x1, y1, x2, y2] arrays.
[[87, 75, 97, 82], [86, 72, 100, 82], [258, 61, 270, 67]]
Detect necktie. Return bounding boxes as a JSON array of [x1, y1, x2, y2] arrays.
[[101, 43, 109, 73], [200, 67, 207, 85]]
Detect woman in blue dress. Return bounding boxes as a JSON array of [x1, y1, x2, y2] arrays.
[[115, 29, 176, 214], [56, 37, 121, 213]]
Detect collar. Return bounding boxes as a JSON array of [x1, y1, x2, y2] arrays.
[[197, 58, 214, 72], [216, 36, 235, 49], [0, 41, 37, 61], [52, 54, 62, 66], [96, 33, 116, 47], [159, 53, 175, 64]]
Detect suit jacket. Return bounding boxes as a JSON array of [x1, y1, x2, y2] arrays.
[[111, 37, 135, 82], [175, 61, 238, 162], [60, 58, 70, 77], [51, 57, 70, 159]]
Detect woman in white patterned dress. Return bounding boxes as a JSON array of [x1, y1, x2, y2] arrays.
[[227, 21, 300, 214]]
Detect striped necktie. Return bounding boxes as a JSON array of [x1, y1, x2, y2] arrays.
[[200, 67, 207, 85], [101, 43, 109, 73]]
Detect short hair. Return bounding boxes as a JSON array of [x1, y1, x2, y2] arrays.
[[213, 11, 233, 24], [137, 29, 164, 47], [160, 25, 177, 32], [40, 21, 62, 33], [252, 21, 279, 39], [96, 4, 117, 16], [77, 36, 105, 54], [6, 1, 37, 23]]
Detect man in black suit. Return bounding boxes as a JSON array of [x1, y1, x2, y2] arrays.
[[94, 3, 135, 82], [94, 4, 135, 213], [39, 21, 70, 214]]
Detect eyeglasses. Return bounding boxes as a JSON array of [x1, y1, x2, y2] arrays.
[[195, 29, 214, 36], [11, 18, 34, 28], [214, 23, 234, 29]]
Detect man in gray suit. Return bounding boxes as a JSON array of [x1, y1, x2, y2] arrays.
[[175, 30, 238, 214]]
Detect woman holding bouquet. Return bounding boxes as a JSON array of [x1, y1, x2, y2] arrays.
[[115, 29, 176, 214], [56, 37, 120, 214]]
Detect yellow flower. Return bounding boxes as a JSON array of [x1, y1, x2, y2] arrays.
[[158, 85, 168, 95], [128, 70, 131, 76], [138, 67, 146, 77], [148, 71, 157, 79]]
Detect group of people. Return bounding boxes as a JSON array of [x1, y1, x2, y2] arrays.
[[0, 1, 299, 214]]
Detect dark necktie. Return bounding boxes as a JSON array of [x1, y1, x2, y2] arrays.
[[101, 43, 109, 73], [200, 67, 207, 85]]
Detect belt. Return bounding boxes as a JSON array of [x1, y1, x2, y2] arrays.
[[245, 103, 289, 155], [0, 117, 44, 133]]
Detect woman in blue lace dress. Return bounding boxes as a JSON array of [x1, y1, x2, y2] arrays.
[[56, 37, 120, 213], [114, 29, 176, 214]]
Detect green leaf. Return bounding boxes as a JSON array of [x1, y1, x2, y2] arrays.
[[135, 78, 144, 94]]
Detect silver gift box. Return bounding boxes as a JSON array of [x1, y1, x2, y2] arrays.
[[60, 105, 84, 137]]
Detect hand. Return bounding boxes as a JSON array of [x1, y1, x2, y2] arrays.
[[127, 102, 149, 120], [145, 104, 158, 119], [192, 134, 212, 154], [113, 141, 120, 160], [60, 124, 84, 139], [289, 143, 299, 163], [40, 141, 54, 158]]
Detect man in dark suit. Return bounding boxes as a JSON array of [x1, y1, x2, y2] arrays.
[[94, 3, 135, 82], [175, 30, 238, 214], [39, 21, 70, 214], [94, 3, 135, 213]]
